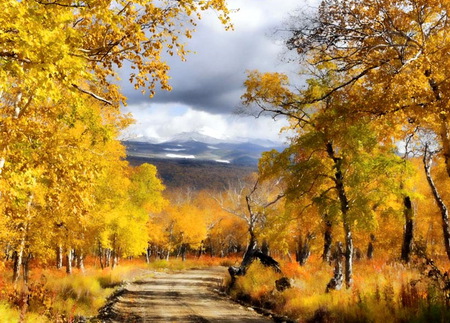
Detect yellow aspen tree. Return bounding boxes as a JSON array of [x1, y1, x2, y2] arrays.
[[243, 71, 406, 288], [286, 0, 450, 259], [0, 0, 230, 279]]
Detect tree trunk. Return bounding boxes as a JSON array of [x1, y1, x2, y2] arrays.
[[401, 196, 414, 262], [209, 238, 215, 257], [241, 235, 258, 270], [5, 243, 11, 261], [112, 249, 118, 268], [66, 249, 72, 274], [322, 219, 333, 263], [56, 245, 63, 269], [427, 76, 450, 178], [111, 234, 118, 268], [13, 230, 28, 284], [181, 244, 187, 261], [98, 244, 105, 269], [112, 249, 116, 268], [73, 250, 79, 268], [22, 253, 32, 283], [296, 232, 314, 266], [228, 234, 281, 285], [367, 234, 375, 260], [197, 240, 204, 258], [261, 239, 270, 256], [326, 242, 344, 292], [423, 146, 450, 260], [77, 251, 85, 272], [12, 250, 21, 284], [105, 249, 111, 267], [13, 197, 32, 284], [145, 244, 151, 263], [344, 223, 353, 288], [439, 113, 450, 178], [326, 142, 353, 288]]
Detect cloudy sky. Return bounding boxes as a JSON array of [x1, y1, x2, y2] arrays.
[[120, 0, 313, 143]]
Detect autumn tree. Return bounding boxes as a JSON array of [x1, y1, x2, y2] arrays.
[[0, 0, 231, 281], [218, 173, 284, 277], [285, 0, 450, 259], [188, 190, 245, 258], [0, 0, 231, 111], [146, 188, 211, 261], [242, 71, 405, 288], [0, 91, 131, 281], [94, 163, 166, 268], [398, 128, 450, 259]]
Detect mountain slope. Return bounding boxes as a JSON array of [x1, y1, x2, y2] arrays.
[[127, 156, 256, 191], [123, 134, 284, 166]]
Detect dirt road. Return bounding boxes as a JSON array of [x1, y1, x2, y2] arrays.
[[99, 267, 274, 322]]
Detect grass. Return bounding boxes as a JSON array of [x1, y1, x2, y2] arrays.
[[5, 253, 447, 322], [0, 260, 148, 322], [227, 256, 450, 322], [0, 255, 239, 322]]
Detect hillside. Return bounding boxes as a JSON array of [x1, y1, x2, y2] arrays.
[[127, 156, 256, 191], [123, 135, 283, 190]]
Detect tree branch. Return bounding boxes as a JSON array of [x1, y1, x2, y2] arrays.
[[72, 84, 112, 105]]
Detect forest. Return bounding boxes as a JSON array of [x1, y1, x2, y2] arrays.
[[3, 0, 450, 322]]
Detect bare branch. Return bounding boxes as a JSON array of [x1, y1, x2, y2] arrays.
[[72, 84, 112, 105], [262, 193, 285, 209], [35, 0, 89, 8]]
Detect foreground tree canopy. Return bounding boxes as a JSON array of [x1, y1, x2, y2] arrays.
[[239, 0, 450, 288], [0, 0, 231, 282], [0, 0, 231, 106]]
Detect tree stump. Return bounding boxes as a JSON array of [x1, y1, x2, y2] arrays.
[[228, 242, 281, 287], [275, 277, 292, 292]]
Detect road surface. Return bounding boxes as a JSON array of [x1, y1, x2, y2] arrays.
[[99, 267, 274, 323]]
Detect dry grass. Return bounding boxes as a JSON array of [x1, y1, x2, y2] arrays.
[[0, 255, 239, 322], [4, 254, 449, 322], [0, 261, 148, 322], [228, 257, 450, 322]]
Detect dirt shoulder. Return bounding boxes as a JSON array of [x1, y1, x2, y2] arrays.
[[97, 266, 274, 323]]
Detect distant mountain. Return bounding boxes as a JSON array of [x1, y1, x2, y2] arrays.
[[166, 132, 224, 145], [123, 132, 285, 166]]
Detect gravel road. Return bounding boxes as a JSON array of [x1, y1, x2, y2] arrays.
[[99, 267, 274, 323]]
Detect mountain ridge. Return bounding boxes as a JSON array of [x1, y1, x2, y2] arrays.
[[123, 132, 285, 166], [126, 131, 284, 148]]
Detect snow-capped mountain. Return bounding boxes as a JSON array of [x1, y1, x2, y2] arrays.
[[166, 132, 225, 145], [123, 131, 285, 166]]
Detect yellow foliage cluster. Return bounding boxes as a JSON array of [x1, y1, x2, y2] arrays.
[[0, 0, 231, 283]]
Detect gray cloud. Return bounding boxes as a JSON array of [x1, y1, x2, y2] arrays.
[[121, 1, 301, 112], [119, 0, 304, 142]]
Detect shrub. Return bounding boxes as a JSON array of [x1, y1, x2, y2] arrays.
[[231, 261, 282, 308], [0, 301, 20, 323]]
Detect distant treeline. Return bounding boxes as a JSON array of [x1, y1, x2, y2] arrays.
[[126, 156, 256, 191]]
